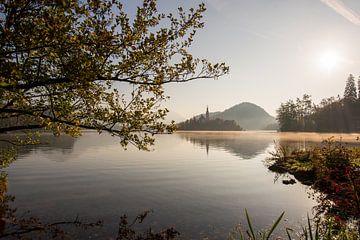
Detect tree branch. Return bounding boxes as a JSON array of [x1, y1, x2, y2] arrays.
[[0, 108, 165, 135], [1, 74, 219, 91]]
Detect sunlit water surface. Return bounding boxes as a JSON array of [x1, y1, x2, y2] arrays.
[[6, 131, 360, 239]]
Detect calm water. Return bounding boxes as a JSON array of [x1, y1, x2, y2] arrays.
[[5, 131, 360, 239]]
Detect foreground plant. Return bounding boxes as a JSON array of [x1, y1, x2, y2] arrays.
[[285, 214, 359, 240], [0, 203, 178, 240], [116, 211, 179, 240], [228, 209, 284, 240], [229, 211, 359, 240]]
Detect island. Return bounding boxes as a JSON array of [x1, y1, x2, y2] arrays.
[[177, 107, 243, 131]]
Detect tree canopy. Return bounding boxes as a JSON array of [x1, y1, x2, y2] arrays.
[[177, 116, 243, 131], [277, 76, 360, 133], [0, 0, 229, 149], [344, 74, 357, 102], [357, 76, 360, 100]]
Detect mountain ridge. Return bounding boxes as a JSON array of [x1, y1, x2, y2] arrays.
[[190, 102, 277, 130]]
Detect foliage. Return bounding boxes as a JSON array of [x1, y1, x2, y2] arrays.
[[344, 74, 357, 102], [358, 76, 360, 101], [276, 94, 314, 132], [267, 139, 360, 222], [277, 77, 360, 132], [285, 214, 359, 240], [116, 211, 179, 240], [311, 99, 356, 133], [0, 0, 229, 150], [228, 209, 284, 240], [229, 212, 359, 240]]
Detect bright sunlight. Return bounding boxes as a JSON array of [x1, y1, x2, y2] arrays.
[[318, 50, 341, 71]]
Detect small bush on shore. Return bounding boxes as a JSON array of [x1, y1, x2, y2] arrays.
[[267, 138, 360, 223]]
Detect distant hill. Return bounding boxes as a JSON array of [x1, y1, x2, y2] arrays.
[[213, 102, 277, 130], [194, 102, 277, 130], [165, 110, 185, 124]]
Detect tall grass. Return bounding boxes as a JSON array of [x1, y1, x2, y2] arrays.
[[228, 211, 359, 240], [228, 209, 284, 240]]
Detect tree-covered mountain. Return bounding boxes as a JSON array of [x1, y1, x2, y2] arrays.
[[211, 102, 277, 130], [188, 102, 277, 130]]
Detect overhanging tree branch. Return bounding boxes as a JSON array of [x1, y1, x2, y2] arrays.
[[0, 0, 229, 149]]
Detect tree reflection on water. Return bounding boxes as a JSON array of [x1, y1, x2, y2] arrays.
[[178, 132, 273, 159]]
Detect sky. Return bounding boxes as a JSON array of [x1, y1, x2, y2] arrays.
[[124, 0, 360, 121]]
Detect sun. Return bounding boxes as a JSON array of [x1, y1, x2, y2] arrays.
[[318, 50, 340, 71]]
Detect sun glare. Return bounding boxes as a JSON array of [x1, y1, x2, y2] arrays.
[[318, 50, 340, 71]]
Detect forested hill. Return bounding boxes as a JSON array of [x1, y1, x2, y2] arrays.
[[210, 102, 276, 130], [192, 102, 277, 130]]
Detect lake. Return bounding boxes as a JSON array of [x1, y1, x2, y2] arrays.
[[5, 131, 360, 239]]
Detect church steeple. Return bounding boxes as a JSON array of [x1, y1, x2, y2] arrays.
[[206, 106, 210, 121]]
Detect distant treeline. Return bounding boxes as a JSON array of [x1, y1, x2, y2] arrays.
[[177, 116, 243, 131], [277, 74, 360, 132]]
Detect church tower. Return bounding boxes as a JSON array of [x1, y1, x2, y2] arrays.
[[206, 106, 210, 121]]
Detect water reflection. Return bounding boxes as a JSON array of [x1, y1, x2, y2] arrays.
[[178, 132, 273, 159], [177, 131, 360, 160], [2, 131, 359, 239], [0, 134, 76, 155]]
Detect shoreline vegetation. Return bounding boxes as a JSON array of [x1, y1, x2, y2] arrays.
[[267, 138, 360, 220], [265, 138, 360, 239]]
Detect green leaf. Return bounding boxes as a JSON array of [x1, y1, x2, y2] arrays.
[[266, 211, 284, 239], [245, 209, 256, 240]]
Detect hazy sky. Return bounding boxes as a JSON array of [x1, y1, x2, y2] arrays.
[[125, 0, 360, 120]]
